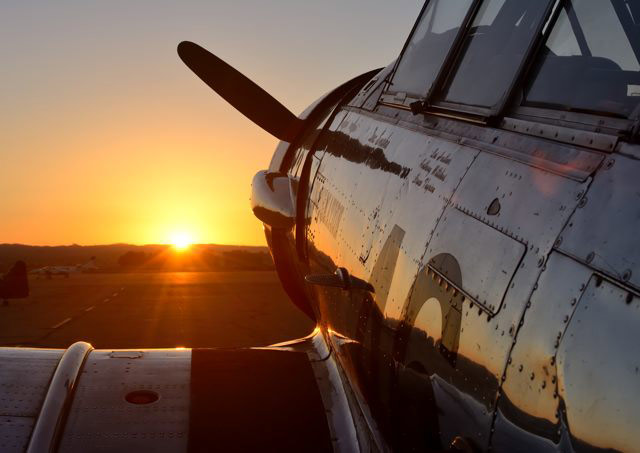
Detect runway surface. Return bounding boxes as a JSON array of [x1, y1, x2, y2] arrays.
[[0, 272, 315, 349]]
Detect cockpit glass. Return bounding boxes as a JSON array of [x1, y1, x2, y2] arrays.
[[389, 0, 473, 98], [524, 0, 640, 118], [442, 0, 553, 109]]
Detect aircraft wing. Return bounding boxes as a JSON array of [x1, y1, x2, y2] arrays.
[[0, 331, 358, 453]]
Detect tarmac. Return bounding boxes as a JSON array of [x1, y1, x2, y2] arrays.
[[0, 271, 315, 349]]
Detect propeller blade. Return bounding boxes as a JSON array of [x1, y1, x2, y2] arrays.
[[177, 41, 303, 142]]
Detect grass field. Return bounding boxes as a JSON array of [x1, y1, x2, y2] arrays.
[[0, 271, 314, 349]]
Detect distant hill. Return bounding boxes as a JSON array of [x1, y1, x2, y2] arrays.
[[0, 244, 272, 273]]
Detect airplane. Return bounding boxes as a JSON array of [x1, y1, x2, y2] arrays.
[[1, 260, 29, 306], [1, 0, 639, 451], [30, 256, 98, 279]]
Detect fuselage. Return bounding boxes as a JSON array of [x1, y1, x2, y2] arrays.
[[32, 266, 77, 277], [30, 258, 97, 278], [259, 1, 640, 451]]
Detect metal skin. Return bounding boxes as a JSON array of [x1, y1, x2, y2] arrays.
[[295, 110, 636, 450], [257, 13, 640, 451]]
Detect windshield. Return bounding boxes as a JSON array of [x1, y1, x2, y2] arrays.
[[390, 0, 473, 98], [442, 0, 553, 109], [525, 0, 640, 118]]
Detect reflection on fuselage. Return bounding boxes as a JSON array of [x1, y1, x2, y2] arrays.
[[293, 103, 636, 451]]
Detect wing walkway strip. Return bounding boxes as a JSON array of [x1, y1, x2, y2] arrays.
[[26, 342, 94, 453]]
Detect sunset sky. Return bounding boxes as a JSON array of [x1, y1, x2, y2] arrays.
[[0, 1, 422, 246]]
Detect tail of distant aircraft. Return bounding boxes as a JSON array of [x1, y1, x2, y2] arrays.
[[79, 256, 98, 271], [1, 261, 29, 304]]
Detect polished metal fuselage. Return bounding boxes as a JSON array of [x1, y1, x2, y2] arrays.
[[267, 77, 640, 451]]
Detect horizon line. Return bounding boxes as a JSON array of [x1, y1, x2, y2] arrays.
[[0, 242, 267, 248]]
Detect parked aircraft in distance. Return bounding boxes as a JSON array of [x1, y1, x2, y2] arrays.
[[30, 257, 98, 279], [2, 1, 640, 451]]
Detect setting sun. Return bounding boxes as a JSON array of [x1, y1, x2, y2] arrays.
[[170, 232, 194, 251]]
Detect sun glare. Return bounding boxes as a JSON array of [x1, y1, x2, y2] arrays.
[[170, 232, 193, 251]]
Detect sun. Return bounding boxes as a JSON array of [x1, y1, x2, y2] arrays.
[[169, 232, 193, 251]]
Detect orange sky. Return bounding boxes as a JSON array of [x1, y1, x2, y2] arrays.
[[0, 1, 421, 246]]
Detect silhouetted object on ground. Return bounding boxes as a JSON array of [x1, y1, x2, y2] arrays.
[[0, 243, 270, 273], [116, 248, 274, 271], [219, 250, 274, 271], [118, 251, 150, 268], [1, 260, 28, 306]]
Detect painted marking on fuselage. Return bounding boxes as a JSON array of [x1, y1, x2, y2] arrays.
[[361, 225, 465, 364], [367, 225, 406, 313], [412, 147, 458, 194], [395, 253, 464, 367], [316, 187, 344, 238], [349, 226, 465, 449]]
